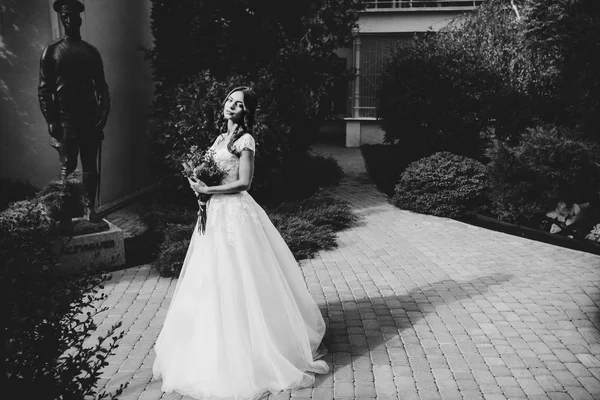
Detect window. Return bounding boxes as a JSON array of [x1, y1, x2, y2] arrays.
[[351, 34, 412, 118]]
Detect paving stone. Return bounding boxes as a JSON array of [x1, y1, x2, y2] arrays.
[[95, 144, 600, 400]]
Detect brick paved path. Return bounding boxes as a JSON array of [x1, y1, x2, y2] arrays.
[[96, 144, 600, 400], [106, 202, 149, 239]]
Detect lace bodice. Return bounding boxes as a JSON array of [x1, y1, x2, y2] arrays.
[[205, 133, 258, 244], [209, 133, 256, 185]]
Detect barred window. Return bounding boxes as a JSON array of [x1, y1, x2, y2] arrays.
[[353, 34, 412, 118]]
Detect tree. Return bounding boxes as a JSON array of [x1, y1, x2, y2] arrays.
[[148, 0, 364, 161], [523, 0, 600, 140], [377, 0, 552, 158]]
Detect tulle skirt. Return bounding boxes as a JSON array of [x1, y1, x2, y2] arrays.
[[152, 192, 329, 400]]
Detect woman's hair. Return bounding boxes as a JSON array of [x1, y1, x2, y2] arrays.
[[220, 86, 258, 156]]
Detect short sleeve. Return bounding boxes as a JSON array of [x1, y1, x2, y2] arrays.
[[235, 134, 255, 154]]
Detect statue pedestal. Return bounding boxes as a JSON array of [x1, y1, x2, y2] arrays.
[[53, 218, 126, 275]]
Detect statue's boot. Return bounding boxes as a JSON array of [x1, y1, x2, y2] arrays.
[[58, 167, 74, 234], [83, 172, 102, 223]]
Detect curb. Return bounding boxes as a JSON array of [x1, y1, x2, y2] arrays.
[[463, 213, 600, 256]]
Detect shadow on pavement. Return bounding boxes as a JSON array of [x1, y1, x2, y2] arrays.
[[319, 273, 513, 372]]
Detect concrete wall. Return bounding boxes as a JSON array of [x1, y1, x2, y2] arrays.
[[0, 0, 154, 205], [341, 9, 473, 147], [345, 119, 386, 147], [360, 120, 386, 145], [358, 10, 468, 33]]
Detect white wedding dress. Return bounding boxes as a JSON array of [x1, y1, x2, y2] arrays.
[[152, 133, 329, 400]]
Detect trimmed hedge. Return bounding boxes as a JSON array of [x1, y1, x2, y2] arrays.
[[393, 152, 489, 219]]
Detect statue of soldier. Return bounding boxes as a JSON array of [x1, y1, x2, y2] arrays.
[[38, 0, 110, 223]]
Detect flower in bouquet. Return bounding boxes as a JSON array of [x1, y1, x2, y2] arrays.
[[180, 145, 226, 234]]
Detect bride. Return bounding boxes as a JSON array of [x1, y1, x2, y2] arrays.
[[152, 86, 330, 399]]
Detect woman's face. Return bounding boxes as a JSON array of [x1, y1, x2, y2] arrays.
[[223, 91, 245, 123]]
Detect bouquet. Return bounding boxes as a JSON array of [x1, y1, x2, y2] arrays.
[[181, 145, 226, 234]]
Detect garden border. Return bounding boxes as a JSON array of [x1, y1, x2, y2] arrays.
[[463, 213, 600, 256]]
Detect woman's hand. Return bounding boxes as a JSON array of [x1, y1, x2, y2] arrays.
[[188, 177, 209, 195]]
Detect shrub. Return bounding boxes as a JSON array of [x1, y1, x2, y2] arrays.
[[1, 180, 125, 399], [361, 144, 422, 197], [0, 178, 39, 211], [486, 125, 600, 224], [37, 173, 86, 220], [524, 0, 600, 140], [393, 152, 490, 219], [154, 222, 195, 277], [270, 196, 356, 231], [256, 153, 344, 205], [142, 204, 198, 232], [377, 0, 554, 159], [149, 71, 292, 203], [148, 0, 362, 151], [149, 196, 356, 276], [587, 224, 600, 243], [268, 214, 337, 260]]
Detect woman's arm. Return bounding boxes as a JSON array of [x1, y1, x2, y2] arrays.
[[191, 149, 255, 195]]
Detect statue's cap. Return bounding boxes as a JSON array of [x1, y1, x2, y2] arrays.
[[53, 0, 84, 13]]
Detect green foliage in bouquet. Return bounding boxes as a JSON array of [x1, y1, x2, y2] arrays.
[[486, 125, 600, 225], [1, 180, 125, 399], [181, 147, 227, 234], [393, 152, 490, 219]]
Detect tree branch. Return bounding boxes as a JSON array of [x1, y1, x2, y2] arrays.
[[510, 0, 521, 20]]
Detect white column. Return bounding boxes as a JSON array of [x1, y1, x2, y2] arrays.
[[353, 35, 361, 118]]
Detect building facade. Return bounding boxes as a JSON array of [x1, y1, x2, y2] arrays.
[[338, 0, 484, 147], [0, 0, 154, 208]]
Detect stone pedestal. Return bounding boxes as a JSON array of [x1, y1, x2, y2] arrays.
[[53, 218, 126, 275]]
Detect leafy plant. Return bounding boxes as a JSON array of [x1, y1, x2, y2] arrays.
[[268, 213, 337, 260], [0, 178, 39, 211], [523, 0, 600, 140], [153, 222, 195, 277], [148, 0, 363, 194], [361, 144, 423, 197], [149, 72, 292, 204], [377, 0, 555, 159], [147, 195, 356, 276], [258, 152, 344, 206], [270, 196, 356, 231], [1, 180, 126, 399], [393, 152, 490, 219], [486, 124, 600, 224]]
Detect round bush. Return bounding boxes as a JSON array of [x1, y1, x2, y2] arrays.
[[486, 125, 600, 224], [393, 152, 489, 219]]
